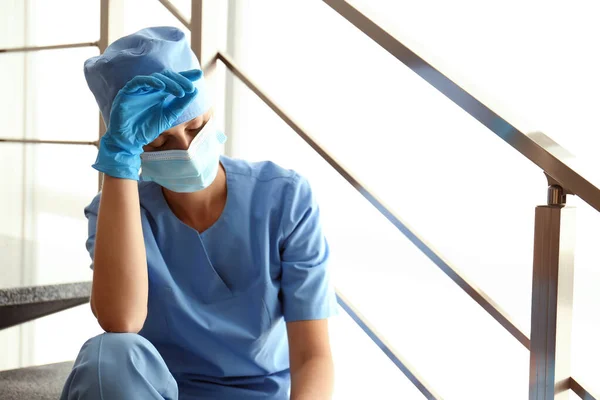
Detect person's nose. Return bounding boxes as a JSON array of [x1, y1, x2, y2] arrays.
[[170, 129, 195, 151]]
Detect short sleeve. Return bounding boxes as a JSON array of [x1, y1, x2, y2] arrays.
[[84, 194, 101, 270], [280, 174, 338, 322]]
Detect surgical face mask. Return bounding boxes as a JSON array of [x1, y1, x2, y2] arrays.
[[140, 118, 227, 192]]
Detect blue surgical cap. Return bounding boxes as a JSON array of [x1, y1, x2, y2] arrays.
[[84, 26, 210, 128]]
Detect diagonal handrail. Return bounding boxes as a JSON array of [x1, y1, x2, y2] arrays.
[[217, 51, 528, 348], [217, 51, 599, 400], [336, 291, 441, 399], [323, 0, 600, 214], [570, 378, 599, 400], [157, 0, 191, 30]]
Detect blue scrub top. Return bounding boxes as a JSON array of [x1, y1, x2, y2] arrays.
[[84, 156, 338, 399]]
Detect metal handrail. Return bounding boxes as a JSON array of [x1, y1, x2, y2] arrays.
[[216, 52, 598, 400], [0, 42, 98, 53], [157, 0, 190, 30], [0, 138, 99, 146], [336, 291, 441, 399], [218, 51, 526, 397], [571, 378, 597, 400], [323, 0, 600, 214], [218, 51, 528, 345]]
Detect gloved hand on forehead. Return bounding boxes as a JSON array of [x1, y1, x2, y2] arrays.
[[93, 69, 202, 180]]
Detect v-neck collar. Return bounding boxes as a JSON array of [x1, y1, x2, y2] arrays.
[[143, 155, 232, 237]]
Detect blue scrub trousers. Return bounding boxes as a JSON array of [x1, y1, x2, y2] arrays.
[[60, 333, 179, 400], [60, 333, 291, 399]]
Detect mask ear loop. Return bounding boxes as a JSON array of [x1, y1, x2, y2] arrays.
[[216, 130, 227, 144], [187, 117, 215, 153]]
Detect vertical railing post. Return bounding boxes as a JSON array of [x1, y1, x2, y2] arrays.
[[190, 0, 229, 151], [529, 185, 575, 399], [98, 0, 124, 191], [190, 0, 203, 65], [223, 0, 241, 157]]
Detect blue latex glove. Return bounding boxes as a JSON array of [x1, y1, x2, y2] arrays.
[[93, 69, 202, 180]]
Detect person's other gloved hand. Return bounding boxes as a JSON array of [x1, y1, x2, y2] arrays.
[[93, 69, 202, 180]]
